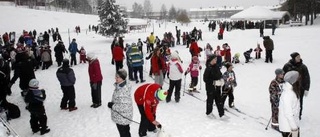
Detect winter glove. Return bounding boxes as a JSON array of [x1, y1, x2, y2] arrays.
[[290, 129, 299, 137], [92, 83, 97, 90], [157, 124, 162, 129], [111, 59, 114, 65], [304, 90, 309, 97], [107, 102, 114, 109]]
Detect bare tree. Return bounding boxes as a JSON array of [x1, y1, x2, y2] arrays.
[[132, 2, 144, 18], [168, 5, 177, 21], [160, 4, 167, 20], [143, 0, 152, 18]]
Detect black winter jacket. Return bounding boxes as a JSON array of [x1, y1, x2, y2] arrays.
[[283, 59, 310, 91], [56, 67, 76, 86]]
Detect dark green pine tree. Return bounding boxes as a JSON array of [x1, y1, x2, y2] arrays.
[[98, 0, 128, 37]]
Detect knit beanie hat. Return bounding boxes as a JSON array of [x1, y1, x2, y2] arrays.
[[275, 68, 284, 75], [117, 69, 127, 80], [171, 51, 179, 59], [225, 62, 233, 69], [155, 89, 168, 101], [284, 71, 299, 85], [62, 59, 69, 67], [87, 53, 96, 60], [290, 52, 300, 59], [29, 79, 39, 88]]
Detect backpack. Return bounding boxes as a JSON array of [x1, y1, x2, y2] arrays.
[[5, 103, 20, 120]]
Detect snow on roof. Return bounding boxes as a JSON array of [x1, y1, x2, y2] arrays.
[[127, 18, 148, 26], [189, 6, 244, 12], [230, 6, 285, 20]]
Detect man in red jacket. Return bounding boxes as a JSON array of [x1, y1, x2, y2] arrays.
[[87, 53, 103, 108], [134, 83, 167, 137]]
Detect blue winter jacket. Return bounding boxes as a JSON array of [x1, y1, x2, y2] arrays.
[[68, 42, 78, 54]]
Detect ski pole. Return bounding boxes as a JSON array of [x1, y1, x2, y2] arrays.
[[183, 75, 186, 96], [199, 68, 202, 90], [265, 116, 272, 130], [112, 109, 140, 124]]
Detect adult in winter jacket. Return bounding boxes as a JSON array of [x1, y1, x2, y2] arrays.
[[263, 36, 274, 63], [108, 69, 133, 137], [112, 44, 124, 72], [25, 79, 50, 135], [151, 47, 166, 87], [128, 43, 145, 83], [282, 52, 310, 120], [41, 48, 51, 70], [87, 53, 103, 108], [278, 71, 300, 137], [68, 38, 79, 66], [0, 55, 11, 103], [269, 68, 285, 131], [166, 51, 183, 103], [54, 41, 67, 66], [203, 55, 227, 119], [189, 38, 200, 57], [9, 52, 36, 97], [221, 43, 231, 63], [56, 59, 77, 111], [134, 83, 167, 137], [221, 62, 237, 108]]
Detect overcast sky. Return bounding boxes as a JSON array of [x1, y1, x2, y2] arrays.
[[115, 0, 282, 11]]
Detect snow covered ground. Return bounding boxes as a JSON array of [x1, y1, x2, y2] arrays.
[[1, 4, 320, 137]]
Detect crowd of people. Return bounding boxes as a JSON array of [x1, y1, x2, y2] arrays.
[[0, 22, 311, 137]]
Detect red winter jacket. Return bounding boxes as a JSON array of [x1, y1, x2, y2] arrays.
[[112, 46, 124, 61], [134, 83, 161, 122], [151, 55, 166, 75], [189, 41, 200, 57], [88, 59, 103, 83]]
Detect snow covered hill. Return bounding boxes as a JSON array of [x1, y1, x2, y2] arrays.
[[1, 4, 320, 137]]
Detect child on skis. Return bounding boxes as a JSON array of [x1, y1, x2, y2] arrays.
[[254, 43, 263, 59], [25, 79, 50, 135], [221, 62, 237, 108], [79, 46, 86, 63], [184, 56, 202, 93]]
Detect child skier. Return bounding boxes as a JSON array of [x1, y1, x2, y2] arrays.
[[25, 79, 50, 135], [184, 56, 202, 92], [221, 62, 237, 108], [254, 43, 263, 59], [79, 46, 86, 63]]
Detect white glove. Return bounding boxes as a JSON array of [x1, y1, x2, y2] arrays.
[[291, 129, 299, 137], [304, 90, 309, 97]]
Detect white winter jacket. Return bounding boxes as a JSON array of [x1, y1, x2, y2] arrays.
[[278, 82, 300, 132]]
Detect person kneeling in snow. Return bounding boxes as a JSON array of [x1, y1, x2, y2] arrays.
[[243, 48, 253, 63], [134, 83, 167, 137]]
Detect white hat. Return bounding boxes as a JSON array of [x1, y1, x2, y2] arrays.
[[284, 71, 299, 85], [170, 51, 179, 59], [29, 79, 39, 88], [87, 53, 96, 60]]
